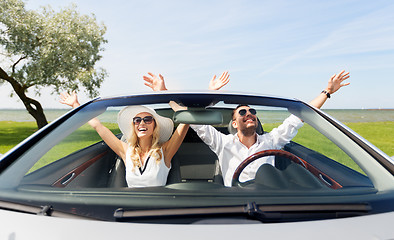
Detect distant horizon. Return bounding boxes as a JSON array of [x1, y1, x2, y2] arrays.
[[1, 108, 393, 124]]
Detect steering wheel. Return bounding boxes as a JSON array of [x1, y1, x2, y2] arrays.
[[231, 149, 306, 187]]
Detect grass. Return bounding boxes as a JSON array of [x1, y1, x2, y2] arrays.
[[0, 121, 38, 154], [263, 121, 394, 173], [0, 121, 120, 154], [261, 121, 394, 157], [346, 122, 394, 157], [1, 121, 393, 173]]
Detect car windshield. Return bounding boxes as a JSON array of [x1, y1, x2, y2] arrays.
[[0, 92, 393, 223]]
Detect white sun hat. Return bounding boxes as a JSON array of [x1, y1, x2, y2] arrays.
[[117, 105, 174, 144]]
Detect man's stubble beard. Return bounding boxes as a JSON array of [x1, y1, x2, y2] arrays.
[[239, 125, 257, 137]]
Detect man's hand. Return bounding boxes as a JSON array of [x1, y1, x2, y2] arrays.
[[209, 71, 230, 90], [308, 70, 351, 109], [326, 70, 350, 94], [143, 72, 167, 91]]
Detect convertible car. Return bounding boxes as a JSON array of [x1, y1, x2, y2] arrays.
[[1, 91, 394, 239]]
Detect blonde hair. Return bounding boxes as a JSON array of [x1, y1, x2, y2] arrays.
[[127, 118, 162, 168]]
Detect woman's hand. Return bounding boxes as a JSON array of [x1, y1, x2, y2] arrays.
[[143, 72, 167, 91], [209, 71, 230, 90], [60, 91, 80, 108]]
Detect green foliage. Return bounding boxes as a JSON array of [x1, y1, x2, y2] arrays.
[[0, 0, 107, 97]]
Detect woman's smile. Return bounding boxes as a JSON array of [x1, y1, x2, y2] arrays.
[[134, 112, 155, 137]]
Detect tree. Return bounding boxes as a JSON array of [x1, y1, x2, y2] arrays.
[[0, 0, 107, 128]]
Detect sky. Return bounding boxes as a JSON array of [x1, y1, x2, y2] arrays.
[[1, 0, 394, 110]]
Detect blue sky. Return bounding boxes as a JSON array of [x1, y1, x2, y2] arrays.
[[1, 0, 394, 109]]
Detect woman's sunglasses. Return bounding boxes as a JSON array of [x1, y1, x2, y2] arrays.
[[133, 116, 154, 125], [238, 108, 257, 116]]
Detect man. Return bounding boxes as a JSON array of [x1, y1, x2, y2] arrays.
[[144, 70, 350, 187]]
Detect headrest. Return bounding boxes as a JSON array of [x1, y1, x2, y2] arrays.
[[228, 118, 264, 135]]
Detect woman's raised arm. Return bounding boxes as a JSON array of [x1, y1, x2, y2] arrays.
[[60, 91, 128, 160]]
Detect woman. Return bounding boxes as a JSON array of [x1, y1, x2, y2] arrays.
[[60, 91, 189, 188]]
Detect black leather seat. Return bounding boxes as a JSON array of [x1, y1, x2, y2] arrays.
[[107, 157, 127, 188], [167, 129, 222, 184]]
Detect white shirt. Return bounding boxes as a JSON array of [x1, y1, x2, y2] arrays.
[[190, 115, 303, 187], [125, 147, 170, 188]]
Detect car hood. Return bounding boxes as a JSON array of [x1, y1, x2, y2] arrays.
[[1, 209, 394, 240]]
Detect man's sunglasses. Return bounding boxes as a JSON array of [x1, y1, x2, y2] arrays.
[[133, 116, 154, 125], [238, 108, 257, 116]]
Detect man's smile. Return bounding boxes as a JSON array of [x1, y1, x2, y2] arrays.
[[243, 116, 256, 123]]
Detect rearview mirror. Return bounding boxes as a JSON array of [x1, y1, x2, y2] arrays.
[[173, 108, 223, 125]]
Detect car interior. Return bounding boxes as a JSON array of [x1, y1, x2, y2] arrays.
[[4, 95, 391, 223], [20, 107, 373, 191]]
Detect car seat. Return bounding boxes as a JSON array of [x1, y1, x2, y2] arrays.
[[107, 156, 128, 188], [227, 118, 264, 135], [107, 135, 128, 188], [166, 128, 222, 184]]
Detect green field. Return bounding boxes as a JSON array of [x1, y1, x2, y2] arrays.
[[0, 121, 393, 173], [0, 121, 118, 154], [262, 121, 394, 157], [263, 122, 394, 173]]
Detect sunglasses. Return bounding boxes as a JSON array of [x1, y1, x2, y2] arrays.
[[133, 116, 154, 125], [238, 108, 257, 116]]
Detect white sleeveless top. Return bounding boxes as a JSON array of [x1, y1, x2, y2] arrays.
[[124, 147, 170, 188]]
